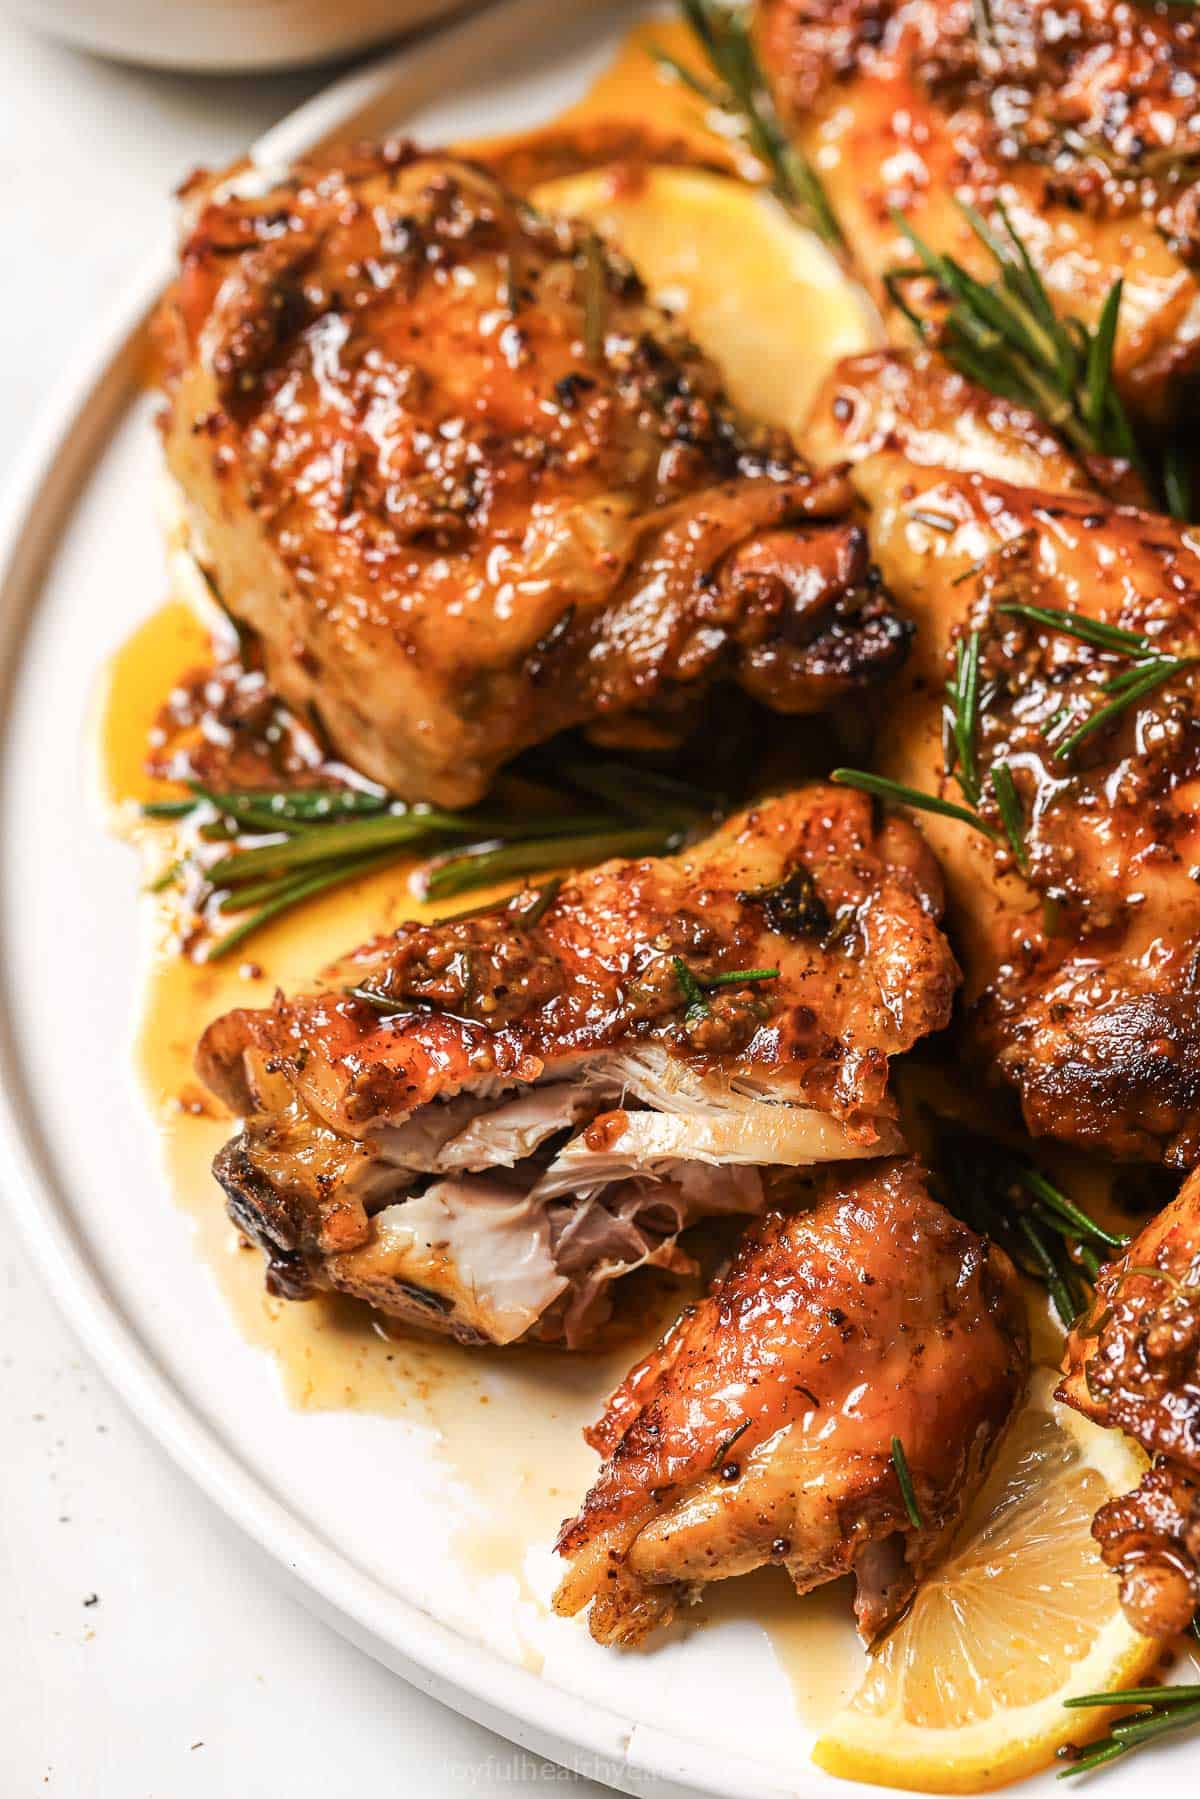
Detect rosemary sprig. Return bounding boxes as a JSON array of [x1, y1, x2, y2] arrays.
[[996, 600, 1199, 760], [704, 966, 780, 988], [891, 1437, 924, 1530], [948, 630, 983, 805], [831, 769, 998, 837], [936, 1128, 1127, 1328], [991, 761, 1029, 872], [672, 956, 710, 1021], [1059, 1684, 1200, 1778], [671, 958, 780, 1023], [422, 825, 668, 902], [656, 0, 845, 250], [886, 200, 1143, 472], [143, 760, 708, 960]]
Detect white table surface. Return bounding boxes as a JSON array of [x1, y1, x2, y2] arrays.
[[0, 15, 609, 1794]]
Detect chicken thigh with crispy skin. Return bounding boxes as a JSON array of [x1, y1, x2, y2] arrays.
[[154, 142, 907, 806], [197, 788, 957, 1348], [554, 1157, 1029, 1646], [757, 0, 1200, 426], [808, 350, 1200, 1166], [1059, 1168, 1200, 1637]]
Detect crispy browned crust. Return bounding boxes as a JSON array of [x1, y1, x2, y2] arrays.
[[199, 790, 959, 1347], [1059, 1169, 1200, 1634], [156, 142, 907, 805], [809, 353, 1200, 1165], [555, 1158, 1028, 1645], [1091, 1464, 1200, 1639], [758, 0, 1200, 424]]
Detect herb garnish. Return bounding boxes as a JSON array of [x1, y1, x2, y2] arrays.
[[891, 1436, 924, 1530], [712, 1416, 752, 1472], [886, 201, 1144, 475], [996, 600, 1199, 761], [672, 955, 711, 1021], [738, 865, 830, 938], [672, 958, 780, 1021], [655, 0, 845, 250], [836, 588, 1200, 869], [143, 760, 709, 960], [1060, 1684, 1200, 1778], [936, 1128, 1126, 1328]]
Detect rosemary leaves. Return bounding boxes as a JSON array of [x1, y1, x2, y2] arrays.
[[656, 0, 844, 249], [936, 1127, 1125, 1328], [143, 759, 710, 960], [891, 1436, 924, 1530], [672, 957, 780, 1022], [886, 200, 1144, 474], [1060, 1684, 1200, 1778], [996, 600, 1199, 760]]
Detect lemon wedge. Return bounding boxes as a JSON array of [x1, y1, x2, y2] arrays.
[[531, 166, 881, 437], [813, 1368, 1156, 1794]]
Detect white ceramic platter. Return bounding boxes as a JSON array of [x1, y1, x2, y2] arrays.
[[0, 4, 1192, 1796]]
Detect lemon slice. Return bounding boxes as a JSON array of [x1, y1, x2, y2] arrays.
[[531, 166, 881, 437], [813, 1368, 1156, 1794]]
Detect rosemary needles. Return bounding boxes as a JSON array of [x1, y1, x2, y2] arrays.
[[891, 1437, 924, 1530], [886, 200, 1144, 474], [143, 759, 710, 960], [996, 600, 1199, 761], [655, 0, 844, 250], [1060, 1684, 1200, 1778], [935, 1127, 1126, 1328], [833, 623, 1029, 870]]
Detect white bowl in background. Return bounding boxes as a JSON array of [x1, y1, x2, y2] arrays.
[[5, 0, 469, 71]]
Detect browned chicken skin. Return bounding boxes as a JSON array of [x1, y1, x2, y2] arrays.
[[757, 0, 1200, 425], [1060, 1169, 1200, 1636], [808, 350, 1200, 1165], [197, 788, 957, 1348], [554, 1157, 1029, 1646], [155, 143, 908, 805]]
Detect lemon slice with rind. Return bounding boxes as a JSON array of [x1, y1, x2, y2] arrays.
[[813, 1368, 1157, 1794], [531, 166, 881, 437]]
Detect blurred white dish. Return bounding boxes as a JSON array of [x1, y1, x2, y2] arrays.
[[5, 0, 463, 71]]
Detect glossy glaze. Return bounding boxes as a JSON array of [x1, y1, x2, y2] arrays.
[[810, 350, 1200, 1165], [1060, 1168, 1200, 1635], [554, 1157, 1029, 1646], [155, 143, 905, 805], [758, 0, 1200, 424], [198, 788, 957, 1345]]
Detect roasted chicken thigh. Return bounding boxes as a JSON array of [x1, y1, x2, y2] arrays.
[[1060, 1168, 1200, 1637], [809, 351, 1200, 1165], [155, 143, 907, 805], [555, 1157, 1029, 1645], [197, 789, 957, 1347], [758, 0, 1200, 425]]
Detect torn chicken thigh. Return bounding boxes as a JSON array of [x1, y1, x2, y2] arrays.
[[1059, 1169, 1200, 1638], [197, 788, 958, 1348], [154, 142, 908, 805], [554, 1157, 1029, 1645]]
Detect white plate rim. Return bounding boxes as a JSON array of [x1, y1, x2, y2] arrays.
[[0, 6, 824, 1796]]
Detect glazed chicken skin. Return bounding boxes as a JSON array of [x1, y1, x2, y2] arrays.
[[554, 1157, 1029, 1646], [757, 0, 1200, 426], [196, 788, 957, 1348], [1060, 1168, 1200, 1638], [154, 141, 908, 806], [808, 350, 1200, 1166]]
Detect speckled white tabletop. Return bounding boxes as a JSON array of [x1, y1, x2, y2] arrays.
[[0, 16, 608, 1793]]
